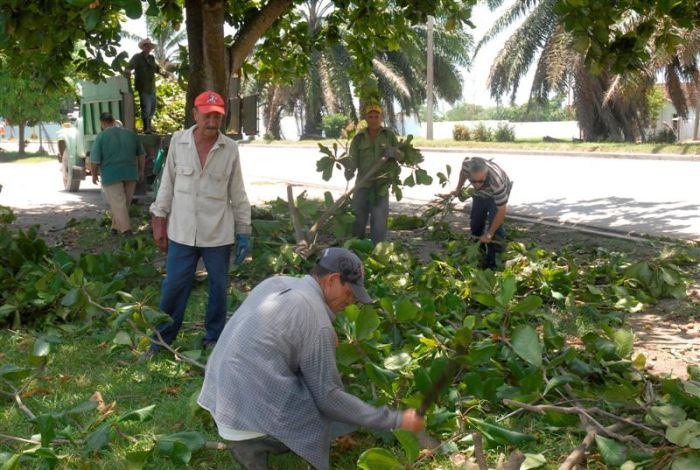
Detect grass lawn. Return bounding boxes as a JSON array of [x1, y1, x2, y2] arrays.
[[246, 137, 700, 155], [0, 151, 56, 164]]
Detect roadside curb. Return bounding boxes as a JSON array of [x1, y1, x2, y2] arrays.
[[241, 142, 700, 162]]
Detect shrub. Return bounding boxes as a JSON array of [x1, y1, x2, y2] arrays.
[[322, 113, 349, 139], [493, 122, 516, 142], [452, 124, 471, 141], [472, 122, 492, 141], [651, 128, 676, 143]]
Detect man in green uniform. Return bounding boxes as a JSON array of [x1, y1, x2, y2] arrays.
[[126, 38, 160, 133], [90, 112, 146, 235], [344, 104, 401, 244]]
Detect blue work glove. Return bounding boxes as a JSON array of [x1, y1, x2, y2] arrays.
[[234, 234, 251, 265]]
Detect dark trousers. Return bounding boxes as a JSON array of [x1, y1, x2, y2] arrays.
[[470, 195, 505, 269], [352, 188, 389, 245], [138, 90, 156, 131], [153, 241, 231, 350], [229, 436, 290, 470]]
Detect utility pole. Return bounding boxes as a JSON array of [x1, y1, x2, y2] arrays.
[[426, 15, 434, 140]]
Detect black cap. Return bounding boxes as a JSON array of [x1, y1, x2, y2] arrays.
[[317, 247, 373, 304]]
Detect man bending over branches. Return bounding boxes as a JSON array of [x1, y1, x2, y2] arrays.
[[198, 247, 424, 470], [448, 156, 512, 269]]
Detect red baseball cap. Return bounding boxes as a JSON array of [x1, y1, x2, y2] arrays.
[[194, 91, 226, 115]]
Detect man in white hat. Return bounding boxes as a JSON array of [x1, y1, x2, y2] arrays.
[[126, 38, 160, 133]]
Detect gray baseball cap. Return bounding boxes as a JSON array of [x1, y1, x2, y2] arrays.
[[317, 247, 373, 304]]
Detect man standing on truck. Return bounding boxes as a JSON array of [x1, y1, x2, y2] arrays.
[[90, 112, 146, 235], [126, 38, 160, 134], [148, 90, 252, 355]]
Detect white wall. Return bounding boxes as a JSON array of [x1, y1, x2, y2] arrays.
[[655, 102, 698, 142], [419, 120, 580, 140]]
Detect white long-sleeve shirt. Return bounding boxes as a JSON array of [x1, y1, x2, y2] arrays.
[[150, 126, 251, 246]]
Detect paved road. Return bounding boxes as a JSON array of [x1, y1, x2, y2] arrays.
[[237, 144, 700, 241], [1, 143, 698, 241]]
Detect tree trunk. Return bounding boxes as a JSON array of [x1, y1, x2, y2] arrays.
[[694, 83, 700, 140], [18, 122, 26, 155], [302, 51, 323, 138], [184, 0, 205, 128], [227, 0, 294, 73]]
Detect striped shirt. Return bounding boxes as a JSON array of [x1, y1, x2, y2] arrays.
[[198, 275, 401, 470], [460, 158, 512, 206]]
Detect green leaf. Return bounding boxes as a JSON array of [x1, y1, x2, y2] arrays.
[[126, 449, 152, 470], [666, 419, 700, 448], [118, 404, 156, 423], [66, 399, 98, 417], [83, 9, 102, 31], [688, 365, 700, 381], [671, 453, 700, 470], [521, 453, 547, 470], [32, 338, 51, 357], [0, 454, 20, 470], [511, 325, 543, 368], [355, 306, 380, 340], [393, 429, 420, 464], [384, 353, 411, 370], [112, 330, 133, 347], [468, 417, 535, 445], [61, 288, 80, 307], [336, 343, 362, 366], [613, 329, 634, 358], [595, 435, 628, 466], [414, 368, 432, 394], [543, 374, 577, 396], [357, 448, 404, 470], [122, 0, 143, 19], [497, 274, 517, 306], [472, 293, 498, 308], [156, 432, 206, 465], [35, 414, 57, 447], [86, 422, 112, 451], [395, 299, 418, 322], [511, 295, 543, 314], [649, 405, 687, 427], [0, 365, 32, 382]]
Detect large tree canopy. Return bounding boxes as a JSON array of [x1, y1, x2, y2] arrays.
[[0, 0, 477, 127]]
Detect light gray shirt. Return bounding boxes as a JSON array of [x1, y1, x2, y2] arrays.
[[197, 275, 402, 470], [150, 125, 251, 247]]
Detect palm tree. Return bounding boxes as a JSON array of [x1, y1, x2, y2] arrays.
[[476, 0, 652, 142], [263, 0, 472, 139]]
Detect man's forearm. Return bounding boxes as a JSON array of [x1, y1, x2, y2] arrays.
[[488, 205, 507, 236]]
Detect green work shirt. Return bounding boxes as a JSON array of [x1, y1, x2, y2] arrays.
[[127, 52, 160, 93], [346, 127, 399, 192], [90, 127, 146, 186]]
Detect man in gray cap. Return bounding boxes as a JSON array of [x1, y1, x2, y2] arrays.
[[198, 247, 424, 470]]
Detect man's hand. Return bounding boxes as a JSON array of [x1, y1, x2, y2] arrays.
[[479, 232, 493, 244], [152, 216, 168, 252], [92, 174, 99, 185], [234, 234, 251, 265], [399, 409, 425, 433], [138, 169, 145, 182]]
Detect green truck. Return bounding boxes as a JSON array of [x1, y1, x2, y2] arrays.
[[57, 76, 168, 193], [58, 76, 258, 193]]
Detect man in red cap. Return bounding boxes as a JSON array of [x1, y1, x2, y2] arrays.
[[147, 90, 252, 357]]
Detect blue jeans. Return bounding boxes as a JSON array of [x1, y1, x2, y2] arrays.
[[352, 188, 389, 244], [139, 91, 156, 131], [470, 196, 505, 268], [154, 241, 232, 349]]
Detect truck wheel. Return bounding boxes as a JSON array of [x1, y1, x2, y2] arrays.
[[62, 152, 81, 192]]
